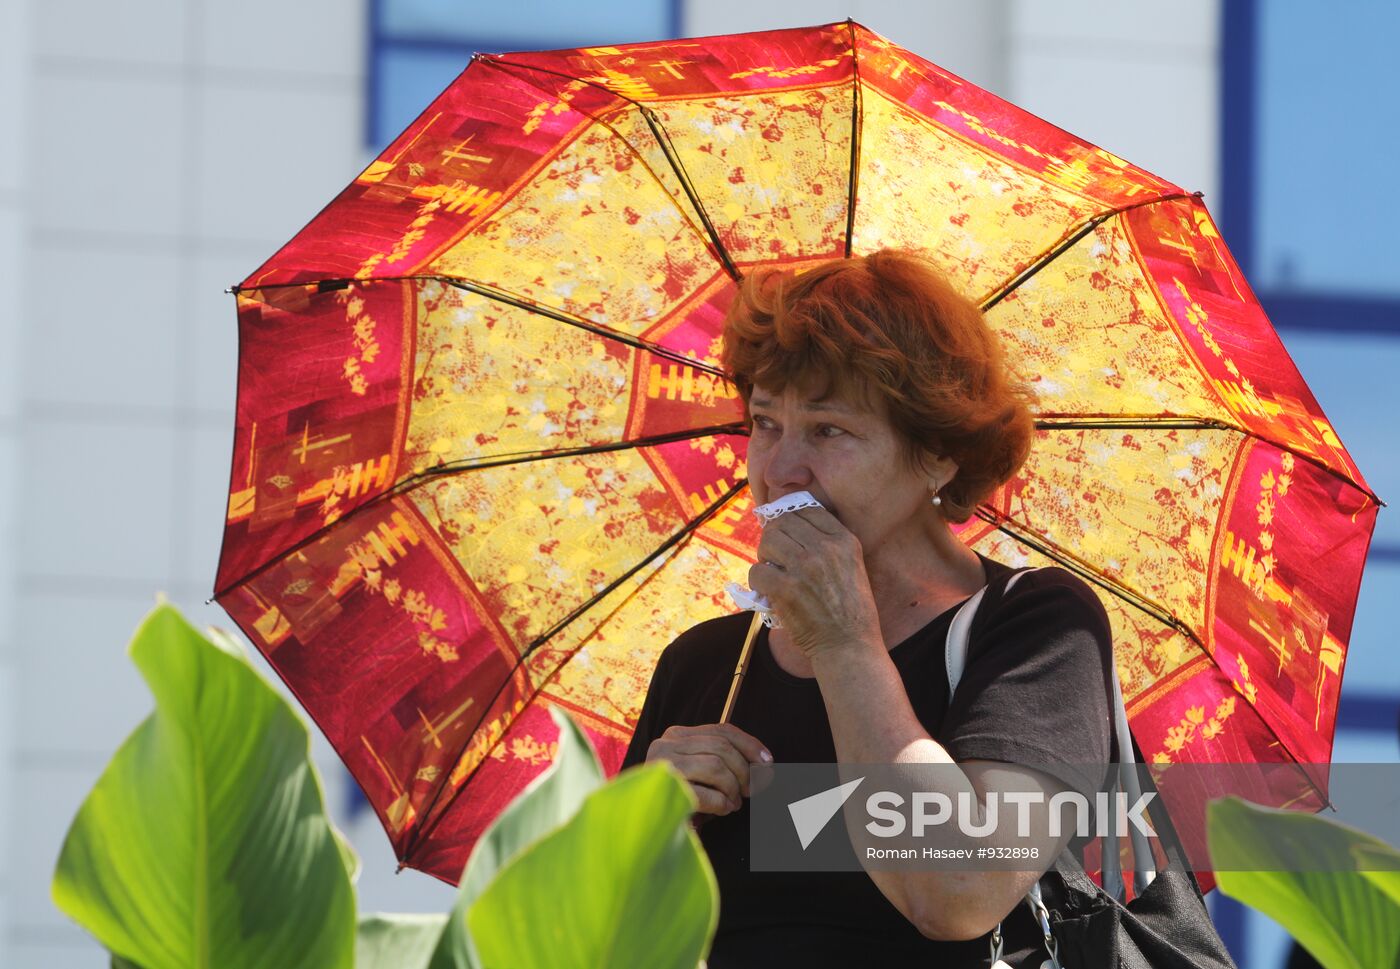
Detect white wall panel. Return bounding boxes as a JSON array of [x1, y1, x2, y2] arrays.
[[200, 0, 364, 78], [1008, 0, 1221, 213], [30, 72, 186, 238], [10, 0, 371, 959], [13, 590, 159, 754], [682, 0, 847, 38], [683, 0, 1011, 99], [195, 82, 362, 245], [1010, 48, 1219, 202], [26, 241, 183, 412], [36, 0, 189, 68], [0, 208, 21, 421], [12, 763, 108, 932], [0, 0, 29, 197], [9, 939, 105, 969], [1013, 0, 1217, 52], [0, 3, 27, 964], [178, 422, 236, 596], [185, 247, 260, 417], [17, 417, 178, 585]]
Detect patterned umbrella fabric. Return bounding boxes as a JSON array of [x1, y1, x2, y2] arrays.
[[214, 21, 1381, 886]]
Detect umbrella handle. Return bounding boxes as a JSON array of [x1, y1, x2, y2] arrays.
[[720, 611, 765, 724]]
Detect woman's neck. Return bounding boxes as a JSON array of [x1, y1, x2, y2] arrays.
[[861, 514, 987, 644]]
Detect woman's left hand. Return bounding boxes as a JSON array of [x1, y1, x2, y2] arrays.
[[748, 506, 882, 661]]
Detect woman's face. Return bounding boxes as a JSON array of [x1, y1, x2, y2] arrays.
[[745, 381, 955, 556]]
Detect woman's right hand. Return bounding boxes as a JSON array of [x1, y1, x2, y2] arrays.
[[644, 723, 773, 819]]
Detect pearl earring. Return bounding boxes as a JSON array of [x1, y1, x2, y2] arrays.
[[929, 482, 942, 507]]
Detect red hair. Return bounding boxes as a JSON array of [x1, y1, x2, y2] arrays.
[[719, 249, 1036, 523]]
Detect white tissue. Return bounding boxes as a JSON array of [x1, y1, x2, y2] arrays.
[[752, 490, 825, 523], [724, 581, 770, 617], [725, 490, 825, 627]]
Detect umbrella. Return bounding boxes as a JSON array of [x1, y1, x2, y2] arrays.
[[213, 20, 1381, 887]]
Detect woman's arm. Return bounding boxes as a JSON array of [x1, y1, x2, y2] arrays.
[[810, 639, 1076, 941], [748, 508, 1108, 940]]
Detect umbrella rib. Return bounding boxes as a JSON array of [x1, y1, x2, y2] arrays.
[[1031, 414, 1383, 507], [844, 19, 863, 258], [438, 277, 729, 375], [209, 422, 749, 602], [1034, 414, 1241, 431], [522, 478, 748, 656], [233, 273, 728, 379], [971, 506, 1203, 648], [979, 191, 1201, 312], [481, 54, 742, 282], [402, 476, 750, 861], [472, 55, 727, 279], [638, 106, 743, 281]]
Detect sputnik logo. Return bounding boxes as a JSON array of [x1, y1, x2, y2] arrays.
[[787, 776, 865, 850]]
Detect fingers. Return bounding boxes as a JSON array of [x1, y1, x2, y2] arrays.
[[748, 558, 783, 594], [666, 722, 767, 789], [755, 526, 805, 568], [753, 509, 859, 583], [784, 505, 845, 537], [647, 723, 773, 816], [690, 782, 741, 816], [708, 722, 773, 767]]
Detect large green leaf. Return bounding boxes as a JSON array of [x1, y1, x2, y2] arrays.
[[356, 914, 449, 969], [428, 706, 606, 969], [468, 762, 717, 969], [1208, 796, 1400, 969], [51, 604, 356, 969], [1353, 844, 1400, 909]]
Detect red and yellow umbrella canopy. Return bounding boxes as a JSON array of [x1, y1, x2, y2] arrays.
[[214, 21, 1380, 885]]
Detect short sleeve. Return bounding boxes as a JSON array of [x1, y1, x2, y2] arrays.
[[940, 568, 1115, 805]]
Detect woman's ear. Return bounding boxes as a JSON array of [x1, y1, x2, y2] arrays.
[[916, 450, 959, 491]]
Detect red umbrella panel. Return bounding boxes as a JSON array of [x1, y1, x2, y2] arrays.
[[214, 21, 1381, 887]]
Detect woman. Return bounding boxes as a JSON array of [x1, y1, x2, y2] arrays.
[[621, 249, 1116, 967]]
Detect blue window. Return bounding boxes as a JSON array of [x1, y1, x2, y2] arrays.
[[1222, 0, 1400, 329], [367, 0, 681, 152]]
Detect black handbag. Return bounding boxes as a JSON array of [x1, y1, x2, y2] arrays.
[[946, 568, 1238, 969], [1029, 812, 1237, 969]]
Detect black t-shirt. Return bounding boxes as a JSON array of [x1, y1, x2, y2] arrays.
[[620, 553, 1116, 968]]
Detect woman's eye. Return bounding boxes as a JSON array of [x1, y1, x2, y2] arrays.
[[751, 415, 775, 431], [817, 424, 845, 438]]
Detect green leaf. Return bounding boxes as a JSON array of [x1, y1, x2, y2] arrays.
[[356, 914, 449, 969], [1208, 796, 1400, 969], [468, 761, 717, 969], [1353, 843, 1400, 909], [428, 706, 606, 969], [51, 604, 356, 969]]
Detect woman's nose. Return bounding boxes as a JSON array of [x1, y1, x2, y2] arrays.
[[762, 431, 812, 491]]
